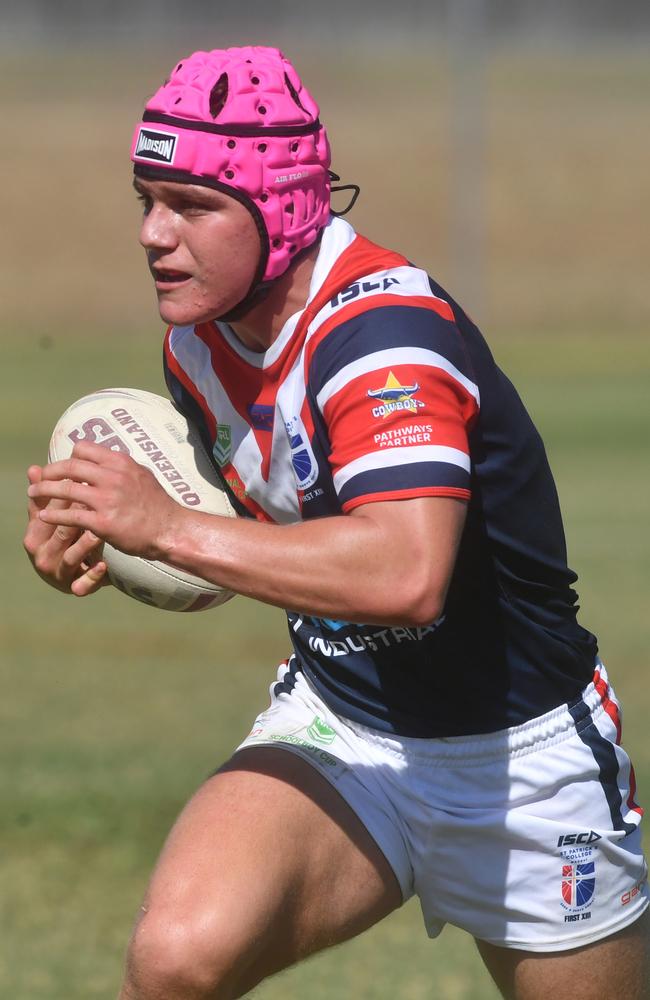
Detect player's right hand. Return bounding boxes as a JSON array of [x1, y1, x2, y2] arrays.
[[24, 465, 110, 596]]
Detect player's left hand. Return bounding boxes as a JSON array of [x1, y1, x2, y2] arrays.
[[26, 441, 183, 559]]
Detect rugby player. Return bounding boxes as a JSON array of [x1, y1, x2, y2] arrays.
[[24, 46, 649, 999]]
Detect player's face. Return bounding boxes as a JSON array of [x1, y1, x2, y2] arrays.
[[135, 177, 261, 325]]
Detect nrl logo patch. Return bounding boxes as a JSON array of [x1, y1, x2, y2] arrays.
[[213, 424, 232, 467], [134, 127, 178, 165]]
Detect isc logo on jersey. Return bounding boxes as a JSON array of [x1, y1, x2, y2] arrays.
[[285, 416, 319, 490], [367, 371, 426, 418]]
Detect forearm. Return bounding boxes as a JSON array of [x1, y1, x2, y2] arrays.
[[157, 501, 460, 627], [27, 446, 466, 624], [159, 510, 405, 624]]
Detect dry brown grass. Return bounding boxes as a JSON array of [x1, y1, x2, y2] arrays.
[[1, 44, 648, 339]]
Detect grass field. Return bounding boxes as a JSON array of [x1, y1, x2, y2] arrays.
[[1, 43, 649, 1000]]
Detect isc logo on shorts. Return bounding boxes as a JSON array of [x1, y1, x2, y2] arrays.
[[557, 830, 602, 848], [134, 127, 178, 165]]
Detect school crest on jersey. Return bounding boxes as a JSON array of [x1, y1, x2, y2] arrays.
[[285, 416, 318, 490]]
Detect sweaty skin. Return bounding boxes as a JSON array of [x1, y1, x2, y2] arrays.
[[27, 443, 466, 627], [24, 465, 108, 597]]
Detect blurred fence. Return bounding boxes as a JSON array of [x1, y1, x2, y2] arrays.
[[1, 2, 648, 339], [2, 0, 650, 44]]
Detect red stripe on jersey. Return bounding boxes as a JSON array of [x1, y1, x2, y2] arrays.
[[275, 234, 411, 376], [218, 459, 276, 522], [322, 357, 477, 502], [323, 363, 476, 476], [166, 330, 275, 523], [170, 235, 411, 412], [193, 324, 276, 483], [172, 236, 413, 480], [165, 328, 217, 438], [165, 235, 428, 521], [342, 487, 471, 512], [211, 234, 412, 389], [306, 234, 410, 322]]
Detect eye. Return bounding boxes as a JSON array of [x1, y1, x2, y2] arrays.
[[135, 191, 153, 214], [175, 196, 213, 217]]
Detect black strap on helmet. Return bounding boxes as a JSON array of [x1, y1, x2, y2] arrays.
[[328, 170, 360, 217]]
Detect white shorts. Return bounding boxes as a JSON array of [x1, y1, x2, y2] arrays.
[[235, 659, 648, 952]]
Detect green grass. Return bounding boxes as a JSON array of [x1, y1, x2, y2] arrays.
[[2, 330, 648, 999]]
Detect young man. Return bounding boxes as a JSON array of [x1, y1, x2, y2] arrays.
[[25, 46, 649, 1000]]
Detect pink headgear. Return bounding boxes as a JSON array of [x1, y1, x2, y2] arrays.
[[130, 46, 331, 289]]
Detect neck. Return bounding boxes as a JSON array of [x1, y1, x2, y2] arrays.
[[228, 242, 320, 352]]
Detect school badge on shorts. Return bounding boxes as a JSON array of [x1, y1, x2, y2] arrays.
[[558, 834, 598, 924], [561, 862, 596, 910]]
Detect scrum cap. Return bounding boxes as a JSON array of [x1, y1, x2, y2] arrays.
[[130, 46, 331, 287]]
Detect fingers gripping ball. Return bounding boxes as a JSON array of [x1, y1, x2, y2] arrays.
[[48, 388, 236, 611]]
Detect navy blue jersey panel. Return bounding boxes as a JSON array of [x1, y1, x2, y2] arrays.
[[308, 303, 474, 397], [285, 277, 597, 736], [336, 462, 470, 509], [300, 384, 343, 518], [164, 255, 599, 738]]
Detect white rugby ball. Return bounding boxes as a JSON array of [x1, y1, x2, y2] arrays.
[[48, 387, 237, 612]]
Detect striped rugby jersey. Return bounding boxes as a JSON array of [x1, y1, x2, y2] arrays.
[[164, 216, 598, 737]]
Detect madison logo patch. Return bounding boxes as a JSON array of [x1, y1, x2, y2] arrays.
[[134, 127, 178, 165]]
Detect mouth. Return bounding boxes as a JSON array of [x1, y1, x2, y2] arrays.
[[152, 268, 192, 289]]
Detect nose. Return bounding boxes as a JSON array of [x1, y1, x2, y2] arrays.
[[139, 203, 177, 252]]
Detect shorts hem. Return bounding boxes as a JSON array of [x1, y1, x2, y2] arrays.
[[476, 896, 649, 953]]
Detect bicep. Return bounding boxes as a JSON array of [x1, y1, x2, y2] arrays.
[[349, 495, 468, 622]]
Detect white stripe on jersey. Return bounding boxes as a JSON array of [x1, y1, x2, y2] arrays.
[[168, 327, 305, 523], [308, 216, 357, 296], [333, 445, 471, 493], [316, 347, 480, 412], [168, 329, 258, 466], [304, 260, 451, 342]]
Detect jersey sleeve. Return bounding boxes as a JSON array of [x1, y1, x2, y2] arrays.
[[309, 302, 479, 512]]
